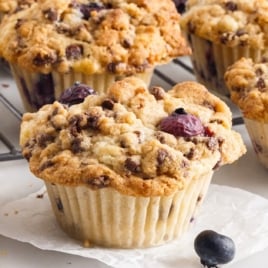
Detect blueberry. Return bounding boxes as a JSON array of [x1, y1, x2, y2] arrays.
[[159, 108, 205, 137], [194, 230, 236, 268], [172, 0, 187, 14], [58, 82, 96, 106]]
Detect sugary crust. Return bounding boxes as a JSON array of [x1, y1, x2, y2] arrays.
[[20, 77, 246, 196], [0, 0, 190, 75], [180, 0, 268, 48], [225, 57, 268, 122]]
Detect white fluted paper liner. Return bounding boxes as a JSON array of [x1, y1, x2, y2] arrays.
[[1, 184, 268, 267]]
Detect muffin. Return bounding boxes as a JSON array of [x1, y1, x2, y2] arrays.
[[0, 0, 190, 112], [20, 77, 246, 248], [180, 0, 268, 97], [225, 57, 268, 168]]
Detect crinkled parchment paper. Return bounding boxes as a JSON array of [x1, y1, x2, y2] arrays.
[[1, 184, 268, 268]]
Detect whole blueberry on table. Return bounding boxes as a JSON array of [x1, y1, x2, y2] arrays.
[[194, 230, 235, 268]]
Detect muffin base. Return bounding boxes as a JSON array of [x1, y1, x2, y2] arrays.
[[187, 34, 264, 97], [45, 171, 213, 248], [10, 64, 153, 112], [244, 118, 268, 169]]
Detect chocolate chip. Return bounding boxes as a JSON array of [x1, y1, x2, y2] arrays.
[[155, 132, 166, 144], [122, 39, 132, 48], [101, 99, 114, 110], [80, 3, 105, 20], [69, 116, 82, 137], [236, 29, 246, 37], [225, 1, 237, 11], [33, 53, 56, 67], [65, 44, 83, 60], [157, 149, 169, 165], [43, 8, 58, 21], [149, 86, 165, 100], [15, 19, 24, 29], [124, 158, 141, 173], [70, 137, 83, 153], [107, 62, 117, 73], [256, 77, 266, 90], [255, 68, 264, 76], [184, 148, 195, 160], [37, 133, 55, 148], [86, 114, 100, 129], [39, 160, 54, 171], [87, 175, 110, 189]]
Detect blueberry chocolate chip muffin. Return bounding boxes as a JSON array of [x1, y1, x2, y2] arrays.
[[0, 0, 190, 112], [20, 77, 246, 248], [225, 57, 268, 168], [180, 0, 268, 96]]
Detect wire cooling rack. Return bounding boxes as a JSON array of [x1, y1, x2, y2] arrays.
[[0, 58, 243, 162]]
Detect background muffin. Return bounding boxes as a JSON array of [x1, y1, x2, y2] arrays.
[[180, 0, 268, 97], [0, 0, 190, 112], [225, 56, 268, 168], [20, 77, 246, 248]]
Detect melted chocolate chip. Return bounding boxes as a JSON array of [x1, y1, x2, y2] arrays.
[[256, 77, 266, 90], [33, 53, 55, 67], [174, 107, 187, 115], [39, 160, 54, 171], [124, 158, 140, 173], [87, 175, 110, 189], [59, 82, 95, 106], [65, 44, 83, 60], [157, 149, 169, 165], [80, 3, 106, 20], [43, 8, 58, 21], [107, 62, 118, 73], [71, 138, 83, 153], [225, 1, 238, 11], [101, 99, 114, 110], [37, 133, 55, 148]]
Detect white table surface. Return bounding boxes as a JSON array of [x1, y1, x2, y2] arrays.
[[1, 58, 268, 267]]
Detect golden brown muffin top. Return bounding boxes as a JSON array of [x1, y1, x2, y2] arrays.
[[225, 57, 268, 122], [0, 0, 36, 14], [20, 77, 246, 197], [180, 0, 268, 48], [0, 0, 190, 75]]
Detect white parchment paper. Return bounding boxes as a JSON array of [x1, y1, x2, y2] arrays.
[[1, 184, 268, 268]]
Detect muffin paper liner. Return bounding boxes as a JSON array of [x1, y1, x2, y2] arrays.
[[10, 64, 153, 112], [45, 171, 212, 248], [187, 34, 264, 97], [2, 184, 268, 267], [244, 118, 268, 169]]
